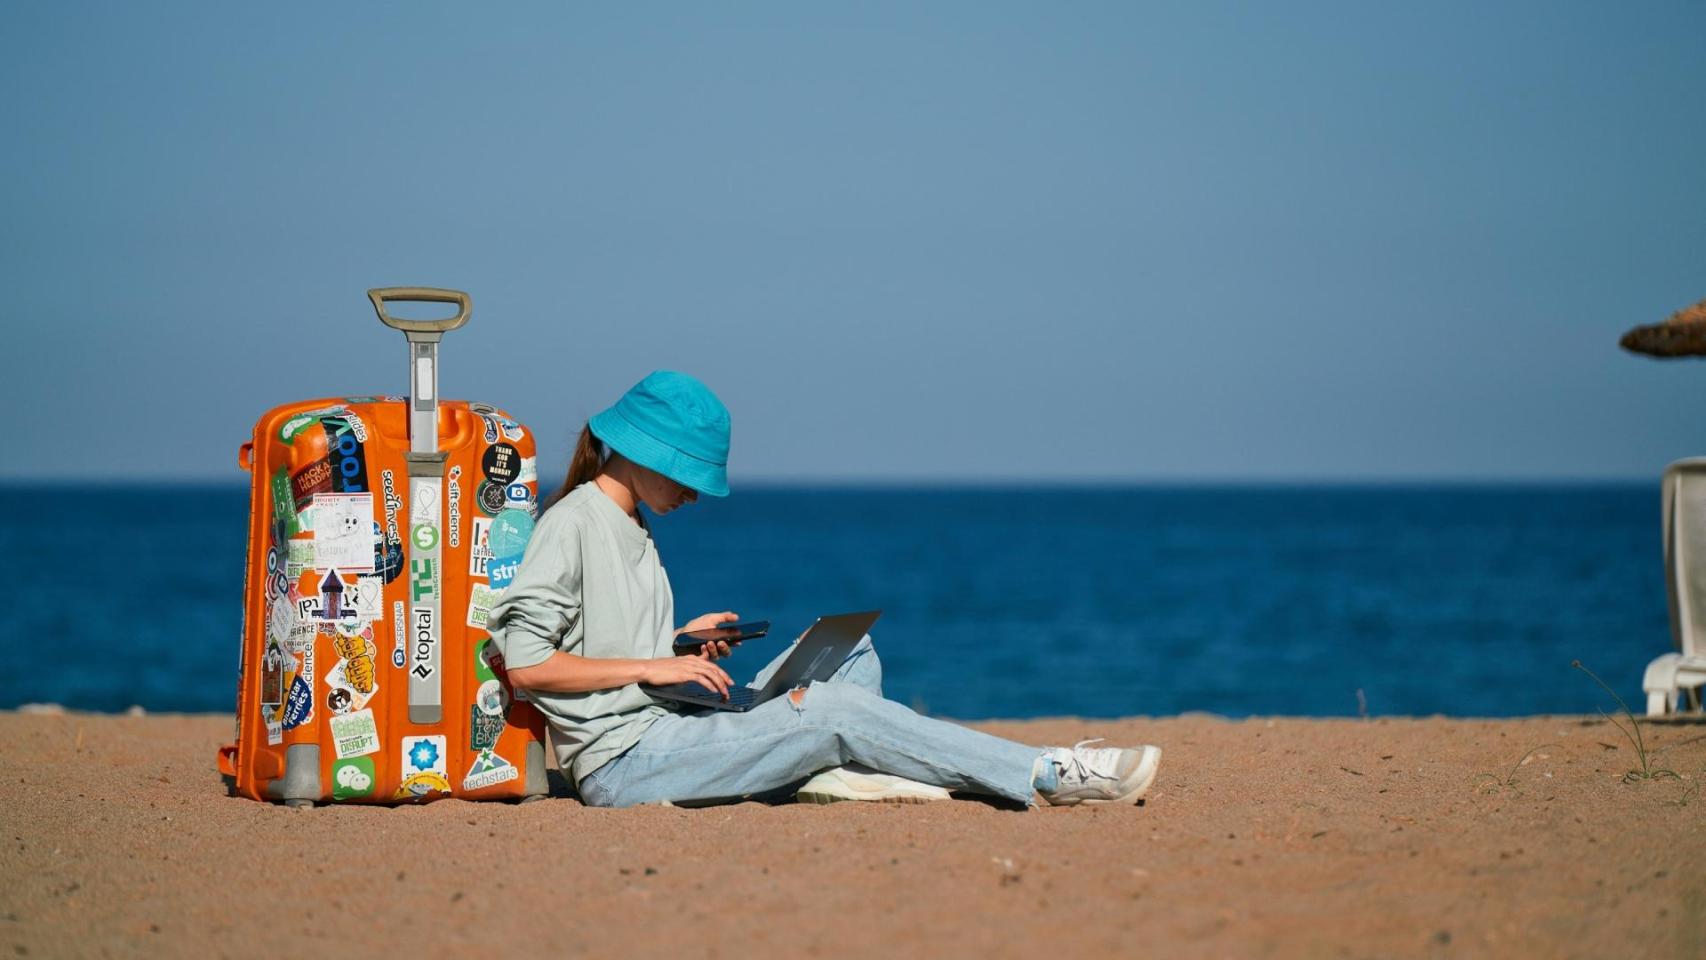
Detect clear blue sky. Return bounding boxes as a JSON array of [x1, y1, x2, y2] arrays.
[[3, 1, 1703, 484]]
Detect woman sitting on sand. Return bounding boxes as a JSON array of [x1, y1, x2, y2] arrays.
[[488, 371, 1161, 808]]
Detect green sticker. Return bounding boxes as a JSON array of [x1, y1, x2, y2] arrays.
[[331, 756, 376, 801], [412, 523, 439, 551], [474, 638, 497, 683], [469, 706, 505, 751], [270, 468, 300, 535], [278, 413, 318, 442]]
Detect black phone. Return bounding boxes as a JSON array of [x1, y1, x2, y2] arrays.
[[672, 620, 771, 652]]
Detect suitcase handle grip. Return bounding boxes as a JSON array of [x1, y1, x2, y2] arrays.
[[367, 287, 471, 335]]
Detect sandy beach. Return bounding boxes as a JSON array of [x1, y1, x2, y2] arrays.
[[3, 711, 1703, 959]]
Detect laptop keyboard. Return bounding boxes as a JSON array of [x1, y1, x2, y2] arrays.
[[679, 683, 757, 707]]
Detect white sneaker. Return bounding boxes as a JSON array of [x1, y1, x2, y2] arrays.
[[795, 764, 953, 805], [1035, 740, 1161, 806]]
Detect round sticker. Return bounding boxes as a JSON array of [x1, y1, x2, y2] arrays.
[[477, 481, 507, 516], [488, 509, 535, 557], [482, 443, 520, 485], [476, 679, 508, 717], [411, 523, 439, 550]]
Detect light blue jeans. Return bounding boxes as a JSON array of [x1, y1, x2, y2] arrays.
[[577, 635, 1044, 807]]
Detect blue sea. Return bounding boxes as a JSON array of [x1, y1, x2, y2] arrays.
[[0, 483, 1670, 719]]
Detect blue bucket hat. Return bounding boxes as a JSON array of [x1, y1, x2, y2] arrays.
[[588, 371, 731, 497]]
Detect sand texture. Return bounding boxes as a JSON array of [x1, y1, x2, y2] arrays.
[[3, 711, 1705, 959]]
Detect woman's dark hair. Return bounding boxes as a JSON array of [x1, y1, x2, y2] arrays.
[[544, 424, 605, 511]]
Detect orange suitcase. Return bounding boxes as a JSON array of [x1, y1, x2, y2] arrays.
[[219, 288, 549, 805]]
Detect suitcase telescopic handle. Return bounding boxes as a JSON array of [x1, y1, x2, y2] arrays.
[[367, 286, 471, 456], [366, 287, 471, 335]]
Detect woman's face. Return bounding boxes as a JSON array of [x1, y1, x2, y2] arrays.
[[633, 466, 699, 515]]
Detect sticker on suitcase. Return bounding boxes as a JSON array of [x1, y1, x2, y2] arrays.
[[469, 705, 505, 752], [447, 466, 464, 548], [311, 493, 376, 572], [466, 583, 500, 630], [462, 749, 517, 791], [329, 708, 379, 759], [332, 756, 376, 801], [395, 735, 451, 800], [469, 517, 494, 576], [378, 469, 404, 584], [326, 623, 380, 714]]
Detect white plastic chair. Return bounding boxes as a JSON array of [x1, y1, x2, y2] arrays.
[[1644, 459, 1706, 716]]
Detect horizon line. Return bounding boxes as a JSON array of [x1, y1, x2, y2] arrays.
[[0, 474, 1662, 491]]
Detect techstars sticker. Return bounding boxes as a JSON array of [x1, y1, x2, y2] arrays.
[[462, 749, 517, 792]]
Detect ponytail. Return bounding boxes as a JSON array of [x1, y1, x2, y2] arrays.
[[544, 424, 605, 511]]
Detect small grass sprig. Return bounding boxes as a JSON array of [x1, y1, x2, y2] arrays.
[[1572, 659, 1681, 783], [1473, 742, 1558, 793]]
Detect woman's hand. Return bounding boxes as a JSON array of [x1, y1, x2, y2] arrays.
[[640, 654, 735, 700], [677, 610, 740, 660], [679, 611, 738, 634]]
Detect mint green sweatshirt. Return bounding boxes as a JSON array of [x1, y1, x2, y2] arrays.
[[486, 482, 675, 782]]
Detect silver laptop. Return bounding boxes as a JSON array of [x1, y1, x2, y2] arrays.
[[643, 610, 881, 712]]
